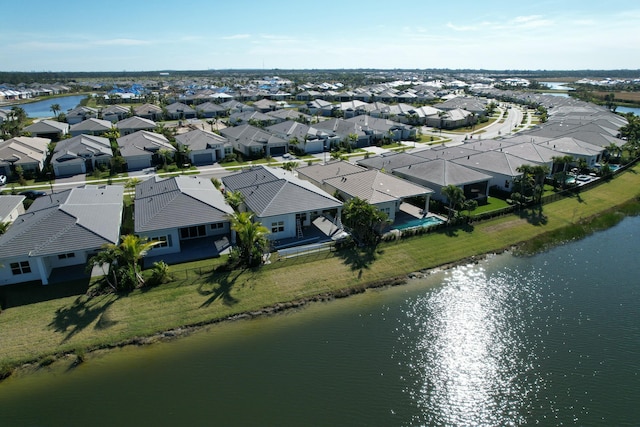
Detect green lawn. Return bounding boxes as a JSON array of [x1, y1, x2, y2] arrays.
[[2, 163, 640, 373]]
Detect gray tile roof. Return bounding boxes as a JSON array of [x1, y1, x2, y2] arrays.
[[24, 119, 69, 133], [0, 136, 49, 166], [135, 175, 233, 233], [452, 151, 532, 177], [69, 118, 113, 133], [52, 134, 113, 163], [394, 158, 492, 187], [175, 128, 229, 150], [0, 185, 124, 258], [296, 160, 366, 184], [412, 145, 481, 161], [0, 195, 25, 221], [323, 168, 433, 204], [357, 152, 427, 172], [116, 116, 156, 130], [222, 165, 342, 218], [117, 130, 175, 156]]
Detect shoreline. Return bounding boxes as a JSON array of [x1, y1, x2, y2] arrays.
[[2, 249, 510, 381], [2, 164, 640, 382]]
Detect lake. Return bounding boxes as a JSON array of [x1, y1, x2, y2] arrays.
[[2, 94, 88, 118], [1, 216, 639, 426]]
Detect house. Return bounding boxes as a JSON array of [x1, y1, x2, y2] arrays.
[[134, 175, 233, 260], [69, 117, 113, 137], [65, 106, 99, 125], [252, 98, 280, 113], [0, 136, 50, 178], [51, 134, 113, 177], [393, 159, 492, 203], [0, 185, 124, 286], [164, 102, 197, 120], [434, 97, 487, 117], [313, 118, 371, 148], [134, 103, 163, 121], [346, 115, 416, 142], [440, 108, 475, 129], [117, 130, 175, 171], [265, 121, 332, 154], [23, 120, 69, 141], [116, 116, 156, 136], [0, 194, 26, 225], [265, 109, 311, 124], [229, 110, 278, 127], [222, 165, 343, 241], [101, 105, 131, 122], [300, 99, 334, 116], [451, 151, 532, 192], [195, 101, 226, 118], [175, 128, 232, 165], [220, 124, 289, 158], [220, 100, 254, 115], [297, 161, 433, 222]]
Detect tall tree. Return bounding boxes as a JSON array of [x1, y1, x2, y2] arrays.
[[441, 184, 465, 222], [50, 103, 61, 120], [88, 235, 160, 291], [228, 211, 270, 267], [342, 197, 390, 245]]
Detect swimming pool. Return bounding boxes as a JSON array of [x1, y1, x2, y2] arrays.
[[394, 216, 445, 230]]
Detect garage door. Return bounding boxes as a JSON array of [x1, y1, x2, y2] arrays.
[[55, 162, 85, 177], [126, 156, 152, 171], [270, 146, 286, 156], [193, 153, 213, 165]]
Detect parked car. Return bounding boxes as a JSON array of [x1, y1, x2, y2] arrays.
[[19, 190, 47, 200], [0, 174, 6, 186]]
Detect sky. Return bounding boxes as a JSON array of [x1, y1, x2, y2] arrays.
[[1, 0, 639, 72]]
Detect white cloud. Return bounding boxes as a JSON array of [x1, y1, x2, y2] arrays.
[[221, 34, 250, 40], [94, 38, 151, 46]]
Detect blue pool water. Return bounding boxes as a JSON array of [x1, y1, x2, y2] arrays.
[[395, 216, 445, 230]]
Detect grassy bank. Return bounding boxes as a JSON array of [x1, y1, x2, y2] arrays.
[[2, 163, 640, 377]]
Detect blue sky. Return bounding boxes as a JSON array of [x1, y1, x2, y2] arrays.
[[1, 0, 638, 72]]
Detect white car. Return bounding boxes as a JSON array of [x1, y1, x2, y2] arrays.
[[0, 174, 6, 186]]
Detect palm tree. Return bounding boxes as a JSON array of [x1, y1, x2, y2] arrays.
[[605, 142, 621, 163], [88, 235, 160, 290], [342, 197, 390, 245], [552, 155, 574, 188], [117, 234, 161, 287], [281, 161, 297, 172], [441, 184, 465, 222], [157, 148, 174, 169], [50, 103, 61, 120], [228, 212, 270, 267], [224, 190, 245, 212]]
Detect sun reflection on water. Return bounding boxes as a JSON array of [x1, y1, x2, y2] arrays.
[[398, 264, 543, 426]]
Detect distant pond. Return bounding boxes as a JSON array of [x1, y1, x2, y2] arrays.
[[2, 95, 88, 118]]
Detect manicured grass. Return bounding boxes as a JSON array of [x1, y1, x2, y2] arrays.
[[472, 196, 511, 214], [2, 163, 640, 373]]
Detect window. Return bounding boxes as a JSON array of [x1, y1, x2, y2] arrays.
[[271, 221, 285, 233], [180, 225, 207, 239], [210, 223, 224, 230], [10, 261, 31, 275], [57, 252, 76, 260], [149, 236, 169, 248]]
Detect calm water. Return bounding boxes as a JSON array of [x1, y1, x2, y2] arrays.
[[616, 106, 640, 116], [2, 94, 87, 118], [1, 217, 639, 426]]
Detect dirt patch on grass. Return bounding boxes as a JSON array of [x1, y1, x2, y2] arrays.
[[481, 217, 528, 233]]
